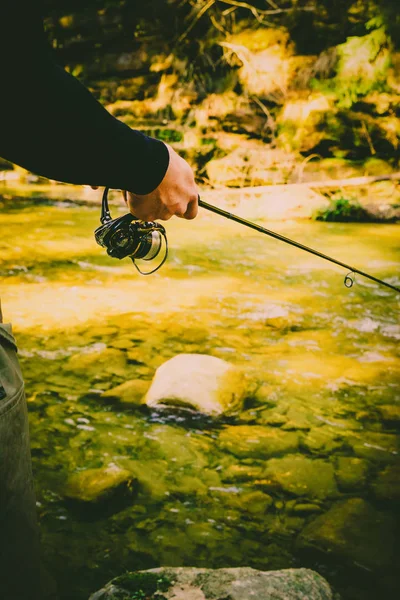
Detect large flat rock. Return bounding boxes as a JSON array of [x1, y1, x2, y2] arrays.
[[89, 566, 335, 600]]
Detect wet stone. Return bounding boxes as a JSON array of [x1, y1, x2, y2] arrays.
[[282, 406, 315, 431], [301, 426, 345, 455], [67, 347, 127, 377], [219, 425, 299, 459], [211, 489, 274, 515], [101, 379, 149, 406], [264, 455, 338, 499], [334, 456, 369, 491], [260, 409, 288, 426], [371, 464, 400, 501], [297, 497, 396, 571], [64, 463, 135, 504], [292, 503, 322, 515], [110, 337, 135, 350], [377, 404, 400, 423], [126, 347, 146, 364], [144, 354, 253, 415], [221, 464, 265, 483], [350, 432, 400, 463]]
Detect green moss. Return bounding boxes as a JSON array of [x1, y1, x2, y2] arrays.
[[314, 198, 374, 222], [113, 572, 172, 599], [312, 27, 392, 109]]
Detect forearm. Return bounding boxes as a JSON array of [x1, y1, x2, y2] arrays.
[[0, 1, 169, 194]]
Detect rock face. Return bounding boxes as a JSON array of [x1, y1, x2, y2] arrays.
[[144, 354, 253, 416], [89, 567, 335, 600]]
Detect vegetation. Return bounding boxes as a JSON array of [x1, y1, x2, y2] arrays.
[[314, 197, 373, 222], [4, 1, 400, 204]]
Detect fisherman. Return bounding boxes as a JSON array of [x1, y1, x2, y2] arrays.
[[0, 2, 199, 599]]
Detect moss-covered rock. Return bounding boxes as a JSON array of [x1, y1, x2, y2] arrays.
[[371, 464, 400, 501], [297, 498, 396, 571], [219, 425, 299, 459], [64, 463, 135, 504], [376, 404, 400, 423], [264, 455, 338, 499], [144, 354, 253, 416], [334, 456, 369, 491], [89, 566, 335, 600], [67, 347, 127, 377], [101, 379, 149, 406]]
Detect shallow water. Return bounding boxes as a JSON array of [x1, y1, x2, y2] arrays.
[[1, 188, 399, 600]]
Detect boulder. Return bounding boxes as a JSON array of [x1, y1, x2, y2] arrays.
[[144, 354, 253, 416], [101, 379, 149, 406], [89, 566, 335, 600], [297, 498, 396, 571]]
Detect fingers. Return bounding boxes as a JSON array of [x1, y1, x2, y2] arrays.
[[183, 196, 199, 220], [123, 189, 199, 222]]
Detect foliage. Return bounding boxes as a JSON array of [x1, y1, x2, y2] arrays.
[[311, 26, 391, 109], [314, 197, 374, 222]]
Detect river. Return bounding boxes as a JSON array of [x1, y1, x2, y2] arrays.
[[1, 187, 399, 600]]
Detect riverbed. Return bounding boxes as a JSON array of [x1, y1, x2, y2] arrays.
[[1, 187, 399, 600]]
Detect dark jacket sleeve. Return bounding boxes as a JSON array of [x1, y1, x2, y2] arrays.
[[0, 1, 170, 195]]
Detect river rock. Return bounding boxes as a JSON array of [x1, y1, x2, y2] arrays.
[[89, 566, 335, 600], [64, 463, 135, 504], [297, 497, 396, 570], [219, 425, 299, 458], [334, 456, 369, 491], [67, 347, 127, 377], [144, 354, 253, 415], [101, 379, 149, 405], [376, 404, 400, 423], [264, 455, 338, 499], [371, 464, 400, 501]]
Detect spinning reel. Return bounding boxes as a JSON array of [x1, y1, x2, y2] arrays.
[[94, 187, 168, 275]]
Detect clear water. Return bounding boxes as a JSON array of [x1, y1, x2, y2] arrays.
[[1, 188, 399, 600]]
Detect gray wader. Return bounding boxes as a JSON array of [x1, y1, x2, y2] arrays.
[[0, 323, 57, 600]]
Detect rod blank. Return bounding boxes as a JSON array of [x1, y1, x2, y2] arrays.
[[198, 198, 400, 294]]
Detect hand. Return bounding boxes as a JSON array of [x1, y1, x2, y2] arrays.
[[123, 144, 199, 221]]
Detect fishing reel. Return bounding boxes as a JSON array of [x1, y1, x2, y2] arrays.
[[94, 187, 168, 274]]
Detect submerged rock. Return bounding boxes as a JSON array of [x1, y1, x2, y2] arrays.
[[101, 379, 149, 405], [89, 566, 335, 600], [64, 463, 135, 504], [67, 347, 127, 377], [371, 464, 400, 501], [334, 456, 369, 491], [297, 498, 396, 571], [144, 354, 253, 415], [376, 404, 400, 423], [219, 425, 299, 458], [264, 455, 338, 499]]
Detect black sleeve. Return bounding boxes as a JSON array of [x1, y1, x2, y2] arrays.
[[0, 1, 170, 195]]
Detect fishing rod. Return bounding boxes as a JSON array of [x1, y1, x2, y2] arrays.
[[198, 198, 400, 293], [94, 187, 400, 292]]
